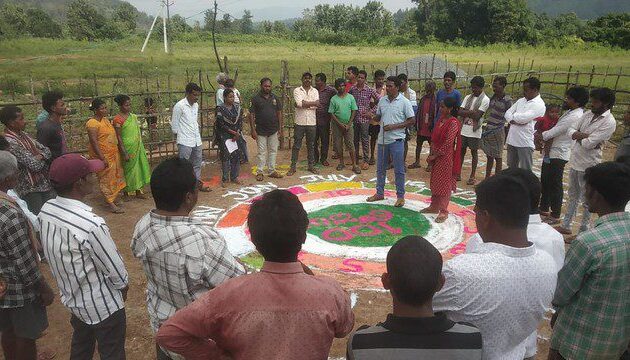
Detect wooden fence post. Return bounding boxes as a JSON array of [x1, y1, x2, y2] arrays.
[[565, 65, 573, 94], [430, 53, 436, 79], [587, 65, 596, 89], [93, 74, 99, 96]]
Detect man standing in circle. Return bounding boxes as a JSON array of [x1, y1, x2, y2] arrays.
[[250, 78, 284, 181], [288, 72, 319, 176], [329, 78, 361, 175], [366, 76, 415, 208]]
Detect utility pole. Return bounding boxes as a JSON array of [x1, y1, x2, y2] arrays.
[[212, 0, 223, 72], [164, 0, 172, 53]]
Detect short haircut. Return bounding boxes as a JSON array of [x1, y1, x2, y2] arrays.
[[248, 189, 309, 262], [0, 151, 17, 183], [565, 86, 589, 107], [223, 88, 234, 100], [260, 77, 272, 85], [589, 87, 615, 108], [523, 77, 541, 91], [499, 168, 541, 214], [334, 78, 346, 88], [315, 73, 327, 82], [386, 236, 442, 306], [42, 91, 64, 112], [386, 75, 401, 89], [185, 82, 202, 93], [0, 106, 21, 126], [493, 76, 507, 87], [397, 73, 408, 82], [89, 98, 105, 112], [444, 71, 456, 81], [546, 103, 561, 112], [475, 174, 530, 229], [470, 76, 485, 88], [347, 66, 359, 76], [374, 69, 385, 78], [0, 135, 9, 151], [443, 96, 459, 117], [302, 72, 312, 79], [150, 158, 197, 212], [584, 161, 630, 209], [225, 79, 235, 88], [358, 69, 368, 78], [114, 94, 130, 107], [216, 72, 228, 84]]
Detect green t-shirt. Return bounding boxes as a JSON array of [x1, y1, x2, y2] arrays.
[[328, 94, 358, 125]]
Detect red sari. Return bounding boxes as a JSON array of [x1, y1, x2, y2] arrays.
[[428, 116, 462, 212]]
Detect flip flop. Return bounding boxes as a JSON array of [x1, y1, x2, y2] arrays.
[[466, 178, 476, 186], [256, 174, 264, 181], [408, 163, 421, 169], [435, 212, 449, 223]]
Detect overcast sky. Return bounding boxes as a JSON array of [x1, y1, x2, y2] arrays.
[[127, 0, 415, 21]]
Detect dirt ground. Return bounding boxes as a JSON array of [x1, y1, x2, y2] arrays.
[[34, 136, 617, 360]]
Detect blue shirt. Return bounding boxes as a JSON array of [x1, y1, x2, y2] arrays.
[[36, 110, 49, 126], [435, 89, 462, 124], [376, 93, 415, 145]]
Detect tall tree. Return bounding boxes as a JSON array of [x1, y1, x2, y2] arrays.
[[240, 10, 253, 34], [26, 7, 62, 38], [114, 2, 137, 33], [67, 0, 106, 41]]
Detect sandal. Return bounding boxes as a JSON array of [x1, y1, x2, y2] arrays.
[[286, 169, 296, 176], [408, 162, 421, 169], [336, 164, 345, 171], [352, 166, 362, 174], [256, 173, 264, 181], [435, 212, 449, 223], [322, 160, 330, 167], [268, 171, 283, 179], [109, 204, 125, 214], [466, 178, 476, 186]]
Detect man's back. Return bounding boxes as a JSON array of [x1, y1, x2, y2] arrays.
[[434, 242, 557, 360]]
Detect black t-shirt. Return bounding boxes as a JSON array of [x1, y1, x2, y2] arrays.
[[36, 119, 65, 160], [250, 92, 283, 136]]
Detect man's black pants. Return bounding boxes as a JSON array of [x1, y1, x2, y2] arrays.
[[70, 309, 126, 360], [540, 158, 567, 218]]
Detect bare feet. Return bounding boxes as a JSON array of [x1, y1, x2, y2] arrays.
[[420, 206, 439, 214]]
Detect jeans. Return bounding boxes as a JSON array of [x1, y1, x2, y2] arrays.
[[314, 121, 330, 163], [376, 140, 406, 199], [562, 168, 591, 231], [22, 190, 56, 215], [221, 150, 240, 182], [70, 309, 126, 360], [290, 125, 316, 169], [178, 144, 203, 180], [237, 137, 249, 163], [353, 121, 370, 161], [256, 132, 279, 174], [507, 145, 533, 170], [540, 158, 567, 218]]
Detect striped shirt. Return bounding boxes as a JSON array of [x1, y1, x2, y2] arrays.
[[347, 313, 482, 360], [38, 196, 128, 325], [485, 93, 513, 126]]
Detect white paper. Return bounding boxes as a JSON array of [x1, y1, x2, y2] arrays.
[[225, 139, 238, 154]]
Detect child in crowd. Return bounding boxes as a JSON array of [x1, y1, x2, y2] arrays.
[[534, 104, 561, 162]]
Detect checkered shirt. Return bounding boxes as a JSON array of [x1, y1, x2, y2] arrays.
[[551, 212, 630, 359], [131, 211, 245, 332], [349, 85, 380, 124], [0, 200, 42, 308]]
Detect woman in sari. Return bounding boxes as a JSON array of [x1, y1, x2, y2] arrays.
[[113, 94, 151, 200], [421, 96, 462, 223], [86, 98, 126, 213], [216, 89, 243, 187]]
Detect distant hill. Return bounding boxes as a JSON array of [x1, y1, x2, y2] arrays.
[[527, 0, 630, 19]]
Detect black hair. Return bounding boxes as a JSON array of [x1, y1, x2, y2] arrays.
[[523, 77, 541, 91], [358, 69, 368, 78], [223, 88, 234, 100], [444, 71, 456, 81], [302, 72, 312, 79], [499, 168, 541, 215], [260, 77, 272, 85], [397, 73, 408, 82], [589, 87, 616, 109], [470, 76, 485, 88], [144, 97, 154, 107], [0, 106, 22, 126], [347, 66, 359, 76], [334, 78, 346, 88], [52, 181, 76, 196], [386, 75, 401, 89], [0, 135, 9, 151], [475, 174, 530, 229], [493, 76, 507, 87], [225, 79, 235, 88], [443, 96, 458, 117], [89, 98, 106, 112], [248, 189, 309, 262], [584, 161, 630, 209], [374, 69, 386, 78], [546, 103, 562, 112], [185, 82, 202, 94], [566, 86, 589, 107], [386, 236, 442, 306], [114, 94, 130, 107], [150, 158, 197, 212], [315, 73, 327, 82], [42, 91, 64, 112]]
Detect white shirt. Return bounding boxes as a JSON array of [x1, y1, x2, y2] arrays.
[[434, 241, 557, 360], [7, 189, 39, 232], [38, 197, 129, 325], [293, 86, 319, 126], [505, 95, 546, 148], [216, 87, 225, 107], [402, 87, 417, 108], [567, 109, 617, 172], [460, 93, 490, 138], [171, 98, 202, 147], [542, 107, 584, 161]]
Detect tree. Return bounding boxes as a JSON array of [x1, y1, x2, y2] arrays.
[[0, 3, 28, 37], [26, 7, 62, 38], [114, 2, 137, 33], [240, 10, 253, 34], [272, 20, 287, 34], [583, 13, 630, 49], [220, 13, 232, 33], [67, 0, 106, 41], [356, 1, 394, 37], [260, 20, 273, 33]]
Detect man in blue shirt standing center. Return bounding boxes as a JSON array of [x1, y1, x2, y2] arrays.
[[367, 76, 415, 208]]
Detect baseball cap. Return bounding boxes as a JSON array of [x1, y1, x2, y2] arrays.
[[49, 153, 105, 187]]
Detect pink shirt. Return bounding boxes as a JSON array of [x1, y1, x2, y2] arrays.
[[157, 261, 355, 360]]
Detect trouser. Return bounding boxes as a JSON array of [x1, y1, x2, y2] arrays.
[[290, 125, 316, 169], [506, 145, 533, 170], [314, 121, 330, 163], [376, 140, 405, 199], [540, 158, 567, 218], [353, 122, 370, 162], [221, 150, 240, 182], [22, 190, 56, 215], [256, 132, 279, 174], [70, 309, 126, 360], [178, 144, 203, 180], [237, 137, 248, 163], [562, 168, 591, 232]]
